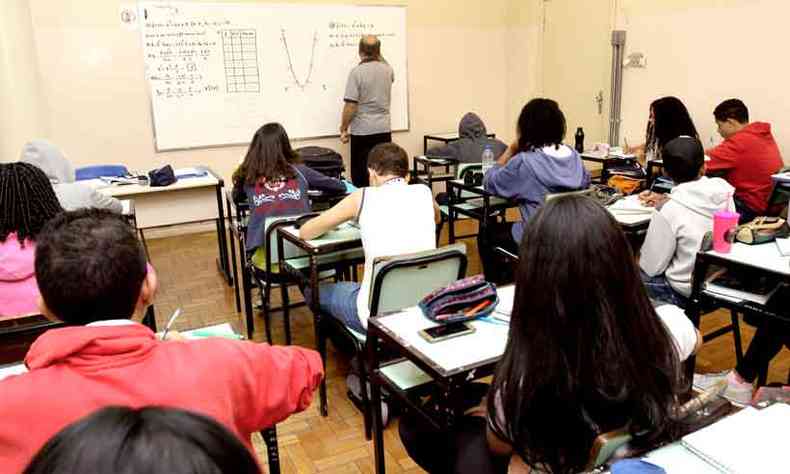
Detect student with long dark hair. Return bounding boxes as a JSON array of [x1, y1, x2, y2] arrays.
[[480, 98, 590, 283], [232, 123, 344, 264], [627, 96, 699, 163], [400, 196, 700, 474], [0, 162, 63, 316], [23, 406, 261, 474]]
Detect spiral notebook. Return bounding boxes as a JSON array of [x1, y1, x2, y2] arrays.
[[678, 404, 788, 472]]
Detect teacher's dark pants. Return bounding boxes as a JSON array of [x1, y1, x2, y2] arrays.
[[350, 132, 391, 187]]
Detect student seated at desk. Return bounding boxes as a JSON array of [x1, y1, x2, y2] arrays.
[[481, 98, 590, 284], [399, 196, 701, 474], [299, 142, 440, 333], [232, 123, 345, 204], [0, 163, 63, 317], [625, 96, 699, 164], [639, 137, 735, 308], [427, 112, 507, 163], [23, 406, 260, 474], [705, 99, 783, 223], [232, 123, 345, 262], [0, 209, 323, 472], [20, 140, 123, 213]]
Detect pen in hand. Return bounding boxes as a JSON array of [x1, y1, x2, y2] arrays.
[[161, 308, 182, 340]]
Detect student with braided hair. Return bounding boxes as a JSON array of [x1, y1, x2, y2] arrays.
[[0, 162, 63, 317]]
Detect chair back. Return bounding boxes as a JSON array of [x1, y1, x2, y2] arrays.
[[261, 213, 319, 272], [368, 243, 467, 316], [457, 163, 482, 199], [586, 429, 632, 471], [75, 165, 129, 181], [545, 186, 596, 202]]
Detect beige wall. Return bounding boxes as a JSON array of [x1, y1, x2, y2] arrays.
[[4, 0, 511, 183], [615, 0, 790, 162], [0, 0, 49, 163]]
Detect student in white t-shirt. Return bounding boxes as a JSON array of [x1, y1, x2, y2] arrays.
[[299, 142, 440, 333], [399, 195, 701, 474]]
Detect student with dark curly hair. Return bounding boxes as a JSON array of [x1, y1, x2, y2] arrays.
[[479, 98, 590, 283], [24, 406, 261, 474], [0, 162, 63, 317]]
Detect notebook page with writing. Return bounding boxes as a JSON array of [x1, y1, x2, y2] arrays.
[[681, 404, 789, 473]]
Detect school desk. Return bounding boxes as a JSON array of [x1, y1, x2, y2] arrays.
[[423, 132, 497, 155]]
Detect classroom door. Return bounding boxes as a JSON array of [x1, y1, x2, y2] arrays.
[[541, 0, 613, 146]]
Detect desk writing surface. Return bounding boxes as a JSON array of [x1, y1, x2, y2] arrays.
[[280, 222, 361, 249], [97, 175, 219, 198], [427, 132, 461, 140], [607, 195, 654, 227], [708, 243, 790, 276], [0, 363, 27, 381], [376, 303, 511, 373]]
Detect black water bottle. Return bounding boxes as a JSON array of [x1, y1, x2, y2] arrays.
[[574, 127, 585, 153]]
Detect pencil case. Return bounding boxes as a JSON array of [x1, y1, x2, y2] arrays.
[[418, 275, 498, 324]]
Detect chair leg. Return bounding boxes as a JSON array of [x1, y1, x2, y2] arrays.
[[230, 233, 241, 313], [358, 353, 373, 440], [316, 315, 329, 417], [262, 280, 273, 345], [261, 426, 280, 474], [242, 265, 255, 340], [282, 282, 292, 346], [730, 310, 744, 366]]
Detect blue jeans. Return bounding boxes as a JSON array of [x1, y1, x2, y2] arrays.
[[640, 270, 688, 309], [313, 282, 366, 334]]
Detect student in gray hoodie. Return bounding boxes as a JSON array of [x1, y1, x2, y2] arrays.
[[427, 113, 507, 163], [640, 136, 735, 307], [20, 140, 122, 213], [480, 98, 590, 283]]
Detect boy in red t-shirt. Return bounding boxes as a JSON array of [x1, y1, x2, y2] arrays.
[[0, 209, 323, 473], [706, 99, 784, 223]]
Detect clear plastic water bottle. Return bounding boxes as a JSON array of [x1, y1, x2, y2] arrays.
[[481, 145, 495, 174]]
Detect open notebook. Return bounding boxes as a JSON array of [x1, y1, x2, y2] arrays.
[[672, 404, 788, 472]]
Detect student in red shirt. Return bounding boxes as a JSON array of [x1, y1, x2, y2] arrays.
[[706, 99, 784, 223], [0, 209, 323, 473]]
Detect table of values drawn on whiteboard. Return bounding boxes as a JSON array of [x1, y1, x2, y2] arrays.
[[138, 2, 409, 149]]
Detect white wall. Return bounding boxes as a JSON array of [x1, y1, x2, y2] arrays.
[[3, 0, 511, 184]]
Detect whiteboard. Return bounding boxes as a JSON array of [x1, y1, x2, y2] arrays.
[[139, 2, 409, 151]]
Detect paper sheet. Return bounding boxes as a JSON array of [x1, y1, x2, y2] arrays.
[[680, 404, 790, 473], [644, 443, 721, 474], [182, 323, 240, 340]]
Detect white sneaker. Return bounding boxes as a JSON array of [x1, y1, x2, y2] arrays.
[[693, 371, 728, 391], [722, 371, 754, 407], [693, 370, 753, 406]]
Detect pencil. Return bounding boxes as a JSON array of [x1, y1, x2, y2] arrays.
[[465, 300, 490, 317]]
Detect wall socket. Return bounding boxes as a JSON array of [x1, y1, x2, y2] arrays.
[[624, 52, 646, 68]]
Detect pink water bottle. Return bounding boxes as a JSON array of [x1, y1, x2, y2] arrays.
[[713, 210, 740, 253]]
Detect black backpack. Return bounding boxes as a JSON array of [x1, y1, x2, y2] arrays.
[[296, 146, 345, 179]]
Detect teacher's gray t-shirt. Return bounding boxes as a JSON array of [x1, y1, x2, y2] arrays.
[[344, 60, 394, 136]]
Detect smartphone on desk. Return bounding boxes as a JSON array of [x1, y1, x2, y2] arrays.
[[419, 321, 475, 343]]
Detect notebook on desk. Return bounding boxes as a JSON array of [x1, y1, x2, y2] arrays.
[[678, 404, 788, 473]]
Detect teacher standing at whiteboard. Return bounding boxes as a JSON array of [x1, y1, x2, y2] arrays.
[[340, 35, 394, 187]]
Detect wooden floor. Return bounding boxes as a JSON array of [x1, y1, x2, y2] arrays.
[[144, 226, 789, 474]]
